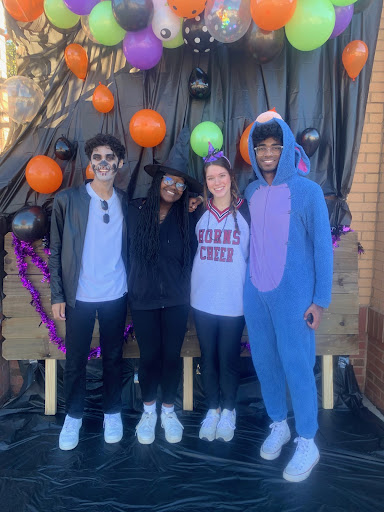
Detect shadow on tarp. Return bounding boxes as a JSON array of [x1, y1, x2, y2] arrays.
[[1, 359, 384, 512]]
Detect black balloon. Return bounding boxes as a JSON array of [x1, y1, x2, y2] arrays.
[[300, 128, 321, 158], [188, 67, 211, 100], [54, 136, 75, 160], [353, 0, 374, 15], [112, 0, 153, 32], [243, 24, 284, 65], [183, 14, 217, 53], [12, 206, 48, 243]]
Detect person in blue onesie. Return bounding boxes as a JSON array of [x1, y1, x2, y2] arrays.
[[244, 110, 333, 483]]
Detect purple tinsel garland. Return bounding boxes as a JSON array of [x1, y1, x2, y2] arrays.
[[12, 234, 133, 360], [13, 225, 360, 358]]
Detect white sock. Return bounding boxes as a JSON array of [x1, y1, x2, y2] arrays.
[[162, 404, 174, 414], [144, 402, 156, 414]]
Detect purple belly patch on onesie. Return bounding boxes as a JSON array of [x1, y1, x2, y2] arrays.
[[249, 184, 291, 292]]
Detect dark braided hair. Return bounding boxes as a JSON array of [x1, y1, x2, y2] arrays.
[[131, 172, 191, 274], [203, 156, 241, 232]]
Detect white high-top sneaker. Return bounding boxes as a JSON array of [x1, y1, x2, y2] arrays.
[[59, 415, 82, 451], [199, 409, 220, 442], [136, 411, 158, 445], [260, 419, 291, 460], [161, 411, 184, 443], [104, 412, 123, 443], [283, 437, 320, 482], [215, 409, 236, 442]]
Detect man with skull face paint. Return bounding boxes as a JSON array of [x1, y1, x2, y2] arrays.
[[50, 133, 128, 451]]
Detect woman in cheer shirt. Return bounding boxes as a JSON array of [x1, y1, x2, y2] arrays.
[[191, 143, 250, 442]]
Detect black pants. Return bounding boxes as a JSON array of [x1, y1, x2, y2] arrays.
[[193, 308, 244, 410], [64, 295, 128, 418], [131, 305, 190, 404]]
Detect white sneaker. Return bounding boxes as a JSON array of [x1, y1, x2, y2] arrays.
[[283, 437, 320, 483], [161, 411, 184, 443], [215, 409, 236, 442], [199, 409, 220, 442], [136, 412, 157, 445], [104, 412, 123, 444], [260, 419, 291, 460], [59, 415, 82, 451]]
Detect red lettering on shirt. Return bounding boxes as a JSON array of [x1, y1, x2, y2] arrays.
[[200, 246, 206, 260], [223, 230, 232, 244], [233, 231, 240, 245], [207, 247, 213, 260], [199, 229, 205, 243], [214, 229, 222, 243], [227, 248, 234, 262], [220, 248, 226, 262], [214, 247, 220, 261], [205, 229, 213, 243]]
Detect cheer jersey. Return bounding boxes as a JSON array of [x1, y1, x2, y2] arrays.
[[191, 198, 250, 317]]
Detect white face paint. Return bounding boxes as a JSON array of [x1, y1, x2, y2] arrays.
[[90, 145, 122, 183]]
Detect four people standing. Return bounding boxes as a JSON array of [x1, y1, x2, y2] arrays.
[[50, 119, 333, 483]]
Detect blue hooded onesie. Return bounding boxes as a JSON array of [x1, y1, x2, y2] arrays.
[[244, 115, 333, 439]]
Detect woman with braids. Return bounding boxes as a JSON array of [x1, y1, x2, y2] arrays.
[[128, 152, 203, 445], [190, 143, 250, 442]]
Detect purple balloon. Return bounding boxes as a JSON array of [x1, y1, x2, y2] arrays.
[[329, 5, 354, 39], [64, 0, 100, 16], [123, 26, 163, 70]]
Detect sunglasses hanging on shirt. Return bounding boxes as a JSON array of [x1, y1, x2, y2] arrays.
[[100, 200, 110, 224]]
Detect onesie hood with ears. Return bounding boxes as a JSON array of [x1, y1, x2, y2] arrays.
[[248, 112, 310, 186]]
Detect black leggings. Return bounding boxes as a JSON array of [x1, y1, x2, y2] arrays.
[[131, 305, 190, 404], [193, 308, 244, 410]]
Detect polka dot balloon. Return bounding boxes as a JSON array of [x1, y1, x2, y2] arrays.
[[168, 0, 208, 19], [183, 14, 217, 53]]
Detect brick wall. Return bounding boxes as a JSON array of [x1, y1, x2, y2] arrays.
[[348, 6, 384, 394]]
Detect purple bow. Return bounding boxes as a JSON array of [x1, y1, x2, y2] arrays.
[[203, 142, 230, 166]]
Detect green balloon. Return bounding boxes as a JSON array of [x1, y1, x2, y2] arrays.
[[44, 0, 80, 29], [191, 122, 223, 158], [331, 0, 357, 5], [163, 20, 184, 49], [285, 0, 336, 52], [89, 1, 126, 47]]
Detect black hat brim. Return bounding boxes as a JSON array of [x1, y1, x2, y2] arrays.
[[144, 164, 203, 194]]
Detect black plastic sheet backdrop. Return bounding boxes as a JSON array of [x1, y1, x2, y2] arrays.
[[0, 2, 383, 228], [1, 360, 384, 512]]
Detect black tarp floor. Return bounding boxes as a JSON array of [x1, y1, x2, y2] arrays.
[[1, 364, 384, 512]]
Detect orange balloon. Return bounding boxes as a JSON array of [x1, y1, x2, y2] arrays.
[[342, 40, 369, 81], [92, 83, 114, 113], [86, 163, 95, 179], [167, 0, 207, 19], [26, 155, 63, 194], [64, 44, 88, 81], [129, 109, 166, 148], [240, 124, 254, 165], [3, 0, 44, 22], [250, 0, 297, 31]]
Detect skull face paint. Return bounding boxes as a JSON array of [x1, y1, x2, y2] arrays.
[[90, 145, 123, 183]]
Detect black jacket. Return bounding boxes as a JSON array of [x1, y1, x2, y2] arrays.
[[49, 183, 128, 308], [127, 199, 197, 310]]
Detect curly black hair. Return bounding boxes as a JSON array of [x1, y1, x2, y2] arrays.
[[252, 123, 283, 148], [85, 133, 126, 162]]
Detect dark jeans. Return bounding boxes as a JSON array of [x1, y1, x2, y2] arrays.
[[131, 305, 190, 404], [193, 308, 244, 410], [64, 294, 128, 418]]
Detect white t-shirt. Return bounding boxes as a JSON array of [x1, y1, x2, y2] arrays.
[[191, 199, 250, 317], [76, 183, 127, 302]]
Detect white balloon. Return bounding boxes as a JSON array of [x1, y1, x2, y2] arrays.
[[0, 76, 44, 124], [204, 0, 252, 44], [152, 0, 181, 42]]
